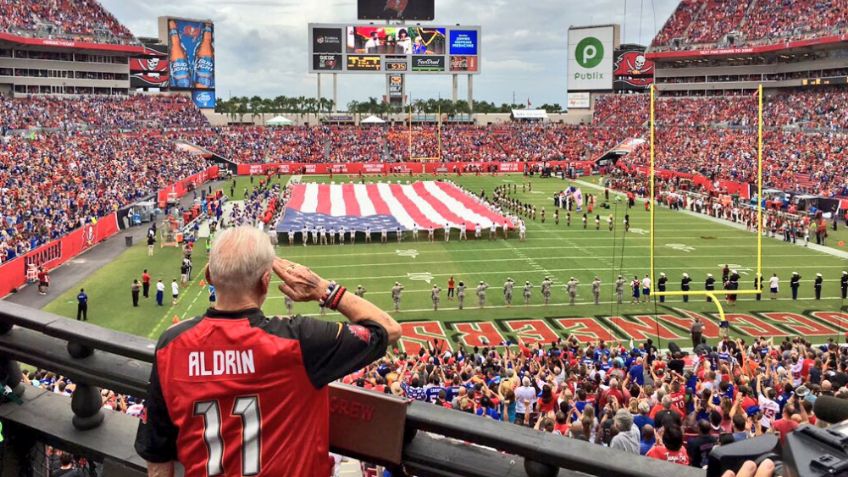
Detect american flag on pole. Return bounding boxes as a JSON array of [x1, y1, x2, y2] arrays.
[[277, 181, 514, 232]]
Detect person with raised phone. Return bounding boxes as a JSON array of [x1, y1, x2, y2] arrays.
[[135, 226, 401, 477]]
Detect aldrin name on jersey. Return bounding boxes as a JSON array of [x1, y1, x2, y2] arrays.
[[188, 349, 256, 377]]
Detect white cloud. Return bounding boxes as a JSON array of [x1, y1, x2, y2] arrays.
[[101, 0, 679, 105]]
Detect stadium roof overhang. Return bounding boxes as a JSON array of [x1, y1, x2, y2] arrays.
[[0, 31, 149, 56], [646, 33, 848, 61]]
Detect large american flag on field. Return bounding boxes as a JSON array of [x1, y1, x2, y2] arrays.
[[277, 181, 514, 232]]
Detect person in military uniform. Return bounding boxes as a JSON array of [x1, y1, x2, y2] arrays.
[[753, 274, 762, 301], [615, 275, 625, 304], [681, 273, 692, 302], [476, 281, 489, 308], [541, 276, 553, 305], [726, 270, 739, 306], [591, 277, 601, 305], [457, 281, 467, 309], [841, 271, 848, 299], [814, 273, 823, 300], [523, 281, 533, 305], [354, 285, 366, 297], [657, 272, 667, 303], [790, 272, 801, 300], [391, 282, 405, 311], [431, 285, 442, 310], [503, 278, 514, 306], [705, 273, 716, 302], [566, 277, 579, 305]]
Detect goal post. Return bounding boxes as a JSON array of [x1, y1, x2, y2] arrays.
[[648, 84, 765, 323]]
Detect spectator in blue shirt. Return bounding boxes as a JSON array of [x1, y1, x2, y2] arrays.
[[633, 400, 654, 435], [639, 425, 656, 455]]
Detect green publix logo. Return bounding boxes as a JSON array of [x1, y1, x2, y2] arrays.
[[574, 36, 605, 80]]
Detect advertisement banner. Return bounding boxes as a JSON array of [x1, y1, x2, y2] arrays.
[[130, 57, 168, 73], [613, 47, 655, 91], [236, 161, 595, 177], [388, 74, 404, 97], [568, 26, 614, 91], [567, 92, 591, 109], [192, 90, 216, 109], [0, 214, 119, 298], [449, 30, 478, 55], [412, 55, 445, 72], [312, 27, 343, 53], [313, 54, 343, 71], [347, 55, 382, 71], [357, 0, 435, 21], [168, 18, 215, 89], [131, 74, 169, 88], [449, 55, 478, 72]]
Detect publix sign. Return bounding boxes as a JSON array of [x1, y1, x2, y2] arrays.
[[568, 26, 615, 91]]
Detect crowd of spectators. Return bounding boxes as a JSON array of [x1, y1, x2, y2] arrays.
[[0, 95, 209, 132], [346, 332, 847, 468], [0, 0, 138, 45], [652, 0, 848, 50], [0, 130, 209, 263]]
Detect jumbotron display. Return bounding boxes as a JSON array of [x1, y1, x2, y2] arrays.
[[308, 23, 480, 74], [357, 0, 435, 21]]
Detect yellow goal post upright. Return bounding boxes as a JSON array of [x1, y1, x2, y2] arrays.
[[648, 84, 765, 323], [407, 105, 442, 163]]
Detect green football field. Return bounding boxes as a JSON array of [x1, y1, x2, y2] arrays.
[[43, 174, 848, 352]]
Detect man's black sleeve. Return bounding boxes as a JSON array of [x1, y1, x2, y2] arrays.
[[292, 316, 389, 388], [134, 355, 178, 463]]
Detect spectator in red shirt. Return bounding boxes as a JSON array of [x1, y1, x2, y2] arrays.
[[646, 425, 690, 466]]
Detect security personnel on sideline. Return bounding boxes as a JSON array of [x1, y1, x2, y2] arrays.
[[431, 285, 442, 310], [841, 271, 848, 299], [476, 281, 489, 308], [503, 278, 514, 305], [523, 281, 533, 305], [591, 277, 601, 305], [681, 273, 692, 303], [615, 275, 625, 304], [566, 277, 579, 305], [457, 281, 467, 309], [790, 272, 801, 300], [541, 277, 553, 305], [657, 273, 667, 302], [814, 273, 823, 300], [76, 288, 88, 321], [391, 282, 404, 311], [705, 273, 716, 302]]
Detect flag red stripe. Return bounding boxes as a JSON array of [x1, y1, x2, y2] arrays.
[[411, 182, 469, 229], [435, 182, 513, 228], [315, 184, 332, 215], [341, 184, 360, 216], [366, 184, 391, 215], [287, 184, 306, 211], [389, 184, 439, 229]]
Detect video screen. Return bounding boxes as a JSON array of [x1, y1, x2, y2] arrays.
[[449, 30, 478, 56], [167, 18, 214, 90], [357, 0, 435, 21], [347, 26, 445, 55]]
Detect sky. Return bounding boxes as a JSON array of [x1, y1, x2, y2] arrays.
[[102, 0, 679, 107]]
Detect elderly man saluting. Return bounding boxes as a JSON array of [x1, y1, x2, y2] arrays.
[[135, 226, 401, 477]]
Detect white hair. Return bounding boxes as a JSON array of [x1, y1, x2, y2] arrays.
[[208, 226, 275, 295]]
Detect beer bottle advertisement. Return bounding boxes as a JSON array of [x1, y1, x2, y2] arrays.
[[168, 18, 215, 89]]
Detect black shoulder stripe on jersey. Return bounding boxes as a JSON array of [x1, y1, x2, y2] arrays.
[[155, 316, 204, 350]]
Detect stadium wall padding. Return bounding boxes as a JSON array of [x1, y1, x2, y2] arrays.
[[0, 214, 120, 298]]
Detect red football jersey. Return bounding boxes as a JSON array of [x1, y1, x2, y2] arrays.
[[135, 308, 388, 477]]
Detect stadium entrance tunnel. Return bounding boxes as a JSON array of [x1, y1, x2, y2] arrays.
[[0, 301, 706, 477]]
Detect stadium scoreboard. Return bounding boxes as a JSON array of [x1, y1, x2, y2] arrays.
[[308, 23, 481, 74]]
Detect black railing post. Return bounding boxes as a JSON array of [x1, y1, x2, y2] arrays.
[[70, 383, 104, 430]]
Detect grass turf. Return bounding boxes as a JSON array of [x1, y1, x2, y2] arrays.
[[42, 174, 848, 346]]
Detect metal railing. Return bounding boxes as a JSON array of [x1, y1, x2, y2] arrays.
[[0, 301, 705, 477]]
